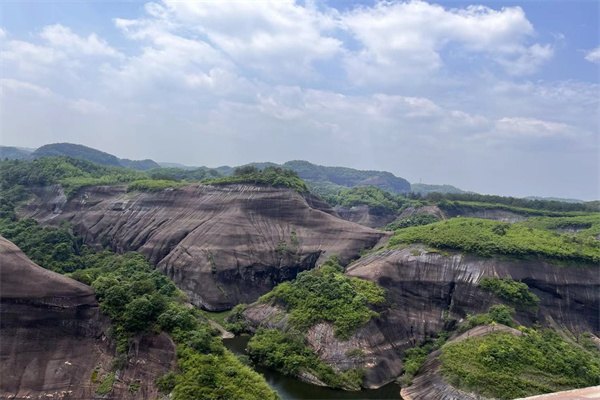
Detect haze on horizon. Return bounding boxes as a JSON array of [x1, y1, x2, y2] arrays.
[[0, 0, 598, 200]]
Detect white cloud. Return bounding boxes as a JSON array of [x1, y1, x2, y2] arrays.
[[1, 2, 598, 199], [147, 0, 343, 81], [584, 46, 600, 64], [0, 78, 53, 97], [1, 40, 64, 74], [493, 117, 573, 138], [342, 1, 552, 83], [0, 27, 6, 40], [40, 24, 122, 57]]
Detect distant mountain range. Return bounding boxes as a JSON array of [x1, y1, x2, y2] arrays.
[[1, 141, 590, 203], [1, 143, 160, 171], [15, 142, 585, 200]]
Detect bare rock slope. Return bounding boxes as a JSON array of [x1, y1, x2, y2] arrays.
[[0, 235, 102, 398], [22, 184, 385, 310], [0, 236, 175, 399]]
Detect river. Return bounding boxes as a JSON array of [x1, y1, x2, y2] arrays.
[[223, 335, 402, 400]]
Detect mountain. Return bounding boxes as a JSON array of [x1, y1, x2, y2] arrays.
[[32, 143, 160, 170], [411, 182, 465, 194], [21, 183, 385, 311], [283, 160, 411, 194], [158, 161, 199, 170], [0, 146, 33, 160], [216, 160, 412, 195]]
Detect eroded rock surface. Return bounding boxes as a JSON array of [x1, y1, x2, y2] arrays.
[[0, 236, 175, 399], [245, 245, 599, 389], [21, 184, 385, 310], [344, 246, 599, 387]]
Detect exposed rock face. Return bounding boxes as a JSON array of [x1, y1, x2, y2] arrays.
[[244, 245, 599, 389], [333, 205, 397, 228], [343, 246, 599, 387], [21, 184, 385, 310], [0, 236, 176, 399], [397, 205, 445, 220], [0, 235, 102, 398]]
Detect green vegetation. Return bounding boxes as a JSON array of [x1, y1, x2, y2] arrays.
[[438, 200, 586, 217], [0, 157, 145, 197], [0, 218, 84, 273], [440, 329, 600, 399], [523, 214, 600, 240], [398, 333, 448, 386], [479, 278, 539, 309], [147, 167, 220, 181], [173, 348, 278, 400], [326, 186, 406, 214], [127, 179, 187, 192], [247, 329, 364, 390], [460, 305, 517, 331], [96, 373, 116, 395], [223, 304, 249, 334], [389, 217, 600, 263], [386, 214, 439, 230], [411, 183, 464, 195], [428, 192, 599, 213], [0, 201, 277, 399], [282, 160, 411, 194], [32, 142, 160, 170], [69, 251, 277, 399], [260, 258, 385, 339], [205, 166, 309, 193]]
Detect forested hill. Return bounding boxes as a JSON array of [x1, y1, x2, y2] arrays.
[[33, 143, 160, 171], [217, 160, 412, 195]]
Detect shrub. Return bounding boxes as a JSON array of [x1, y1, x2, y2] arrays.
[[479, 278, 540, 309], [247, 329, 363, 390], [440, 329, 600, 399], [388, 217, 600, 263], [260, 258, 385, 339]]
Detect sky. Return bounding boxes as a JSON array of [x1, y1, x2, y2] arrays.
[[0, 0, 598, 200]]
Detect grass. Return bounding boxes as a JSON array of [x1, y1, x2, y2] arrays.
[[389, 217, 600, 263], [440, 328, 600, 399]]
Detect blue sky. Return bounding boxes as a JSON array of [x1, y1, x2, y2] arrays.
[[1, 0, 598, 199]]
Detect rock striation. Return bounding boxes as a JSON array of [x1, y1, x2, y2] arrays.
[[0, 236, 176, 399], [0, 235, 103, 398], [21, 183, 386, 310], [244, 244, 599, 389]]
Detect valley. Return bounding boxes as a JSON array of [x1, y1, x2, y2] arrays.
[[0, 145, 598, 399]]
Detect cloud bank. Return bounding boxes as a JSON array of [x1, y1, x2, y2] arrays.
[[0, 0, 598, 199]]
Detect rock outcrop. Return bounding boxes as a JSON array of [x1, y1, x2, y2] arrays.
[[333, 205, 397, 228], [0, 236, 175, 399], [0, 235, 103, 398], [244, 244, 599, 389], [21, 184, 386, 310]]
